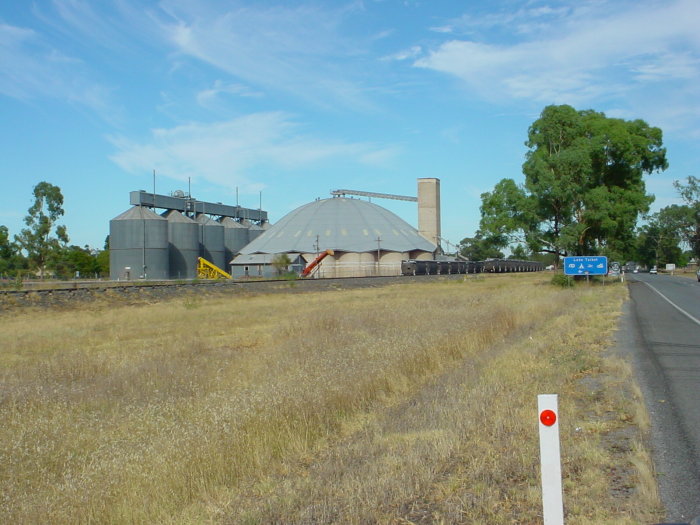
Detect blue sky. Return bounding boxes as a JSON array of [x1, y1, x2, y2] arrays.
[[1, 0, 699, 252]]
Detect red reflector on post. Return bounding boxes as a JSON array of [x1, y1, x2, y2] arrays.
[[538, 395, 563, 524], [540, 409, 557, 426]]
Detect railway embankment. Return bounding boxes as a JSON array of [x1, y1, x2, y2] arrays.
[[0, 274, 473, 310]]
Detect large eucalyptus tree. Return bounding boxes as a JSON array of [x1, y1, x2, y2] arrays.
[[479, 105, 667, 260], [15, 182, 69, 278]]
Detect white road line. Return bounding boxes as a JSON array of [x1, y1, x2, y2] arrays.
[[643, 281, 700, 327]]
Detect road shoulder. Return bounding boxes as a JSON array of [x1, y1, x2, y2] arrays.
[[612, 290, 700, 522]]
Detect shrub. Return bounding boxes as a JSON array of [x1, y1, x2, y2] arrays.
[[271, 253, 293, 276], [551, 273, 574, 288]]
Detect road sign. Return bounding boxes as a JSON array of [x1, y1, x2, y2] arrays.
[[608, 261, 621, 277], [538, 394, 564, 525], [563, 256, 608, 276]]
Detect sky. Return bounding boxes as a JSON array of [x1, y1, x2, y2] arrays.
[[1, 0, 699, 252]]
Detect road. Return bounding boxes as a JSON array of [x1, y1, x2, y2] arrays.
[[619, 272, 700, 522]]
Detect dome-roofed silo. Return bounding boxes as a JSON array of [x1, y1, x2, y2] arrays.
[[110, 206, 169, 280], [232, 197, 435, 277], [196, 214, 226, 270], [221, 217, 249, 265], [163, 210, 198, 279]]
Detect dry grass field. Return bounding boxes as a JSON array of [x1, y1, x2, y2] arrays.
[[0, 274, 663, 524]]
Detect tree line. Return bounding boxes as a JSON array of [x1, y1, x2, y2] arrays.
[[0, 182, 109, 281], [460, 105, 699, 269]]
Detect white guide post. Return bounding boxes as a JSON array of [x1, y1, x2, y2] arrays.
[[538, 394, 564, 525]]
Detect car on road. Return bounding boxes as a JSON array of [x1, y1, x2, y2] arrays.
[[696, 268, 700, 282], [650, 266, 658, 274]]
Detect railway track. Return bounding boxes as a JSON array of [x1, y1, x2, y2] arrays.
[[1, 255, 547, 310], [0, 274, 477, 310]]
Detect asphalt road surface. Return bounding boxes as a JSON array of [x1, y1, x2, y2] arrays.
[[619, 272, 700, 522]]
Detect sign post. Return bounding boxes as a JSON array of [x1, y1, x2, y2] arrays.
[[538, 394, 564, 525]]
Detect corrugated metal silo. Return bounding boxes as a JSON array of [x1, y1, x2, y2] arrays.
[[163, 210, 198, 279], [110, 206, 169, 280], [248, 221, 265, 242], [196, 214, 226, 270], [221, 217, 250, 266], [380, 251, 409, 276]]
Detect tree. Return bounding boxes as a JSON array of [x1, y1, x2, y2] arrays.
[[636, 211, 684, 267], [479, 179, 531, 245], [480, 105, 667, 262], [96, 249, 110, 277], [51, 245, 102, 279], [508, 244, 529, 259], [271, 253, 292, 276], [636, 176, 700, 266], [15, 182, 69, 278], [458, 233, 504, 261], [0, 225, 27, 277], [0, 226, 14, 274], [672, 176, 700, 258]]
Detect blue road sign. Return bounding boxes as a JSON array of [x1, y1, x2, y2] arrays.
[[563, 256, 608, 276]]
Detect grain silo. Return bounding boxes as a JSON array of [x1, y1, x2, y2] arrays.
[[247, 221, 265, 242], [196, 214, 226, 270], [109, 206, 169, 280], [221, 217, 250, 267], [163, 210, 198, 279], [231, 197, 435, 278]]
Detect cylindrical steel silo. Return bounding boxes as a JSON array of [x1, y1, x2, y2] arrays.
[[247, 221, 265, 242], [110, 206, 169, 280], [221, 217, 250, 267], [196, 214, 226, 270], [163, 210, 198, 279]]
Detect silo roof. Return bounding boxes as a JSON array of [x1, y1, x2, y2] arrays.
[[112, 206, 166, 221], [162, 210, 195, 223], [240, 197, 435, 254], [196, 214, 221, 226], [221, 217, 247, 228]]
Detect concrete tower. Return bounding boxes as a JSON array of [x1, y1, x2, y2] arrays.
[[417, 177, 441, 252]]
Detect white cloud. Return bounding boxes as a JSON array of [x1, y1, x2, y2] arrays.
[[631, 53, 700, 82], [429, 24, 454, 34], [382, 45, 422, 62], [156, 1, 375, 110], [195, 80, 263, 108], [415, 0, 700, 110], [430, 4, 571, 37], [33, 0, 162, 53], [109, 112, 394, 186], [0, 21, 119, 120]]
